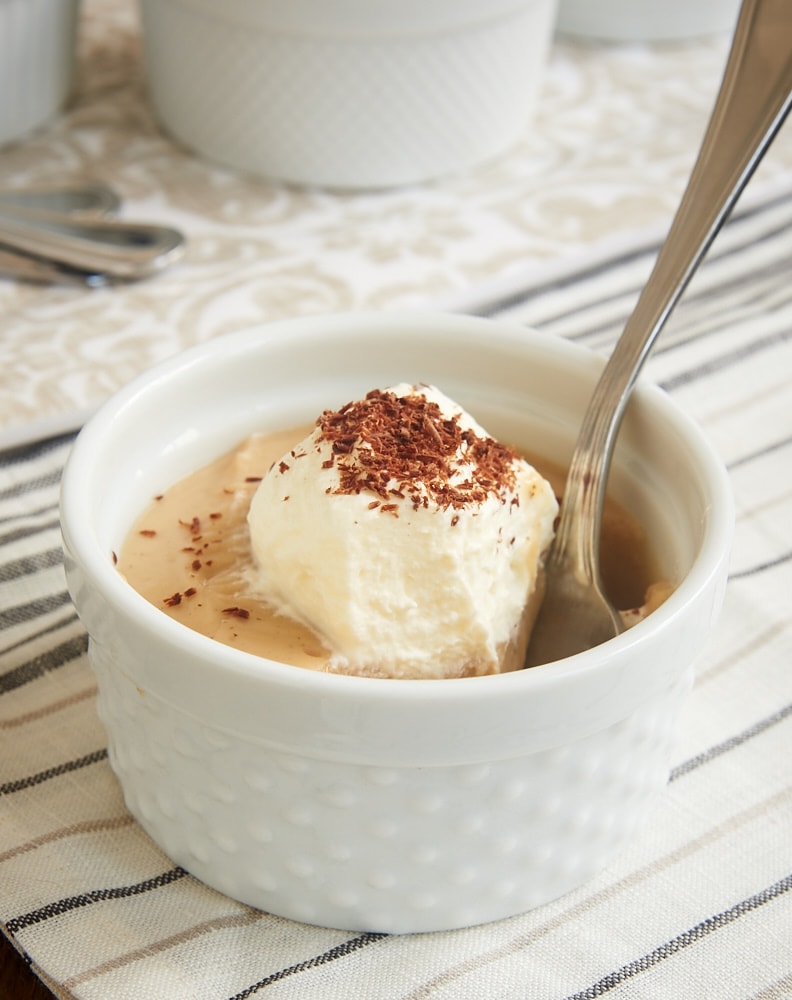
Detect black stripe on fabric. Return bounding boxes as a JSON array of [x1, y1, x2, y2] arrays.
[[647, 265, 792, 358], [476, 247, 654, 322], [670, 701, 792, 782], [562, 873, 792, 1000], [0, 609, 79, 659], [476, 189, 792, 322], [225, 933, 388, 1000], [0, 515, 61, 548], [670, 227, 792, 312], [0, 747, 106, 796], [502, 226, 792, 368], [660, 323, 792, 392], [0, 546, 63, 584], [562, 251, 792, 356], [4, 867, 188, 934], [0, 499, 59, 527], [556, 293, 642, 347], [0, 589, 73, 632], [728, 434, 792, 469], [0, 469, 62, 505], [729, 550, 792, 580], [0, 431, 75, 468], [0, 631, 88, 695], [484, 244, 790, 366]]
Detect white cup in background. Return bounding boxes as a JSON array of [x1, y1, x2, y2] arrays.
[[0, 0, 80, 148], [557, 0, 741, 42], [138, 0, 560, 189]]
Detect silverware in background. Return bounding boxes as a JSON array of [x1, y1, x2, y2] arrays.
[[0, 183, 185, 284]]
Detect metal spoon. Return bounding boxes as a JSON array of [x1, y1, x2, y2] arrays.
[[0, 183, 129, 283], [526, 0, 792, 667], [0, 194, 184, 283], [0, 182, 121, 218]]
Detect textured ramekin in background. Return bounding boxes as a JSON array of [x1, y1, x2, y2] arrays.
[[0, 0, 80, 148], [557, 0, 741, 41], [138, 0, 559, 188]]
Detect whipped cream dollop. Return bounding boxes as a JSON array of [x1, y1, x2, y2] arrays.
[[247, 384, 558, 678]]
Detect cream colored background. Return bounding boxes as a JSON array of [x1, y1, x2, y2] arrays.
[[2, 0, 792, 444]]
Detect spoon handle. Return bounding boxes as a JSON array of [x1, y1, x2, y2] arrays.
[[553, 0, 792, 583], [0, 183, 121, 218], [0, 210, 184, 280]]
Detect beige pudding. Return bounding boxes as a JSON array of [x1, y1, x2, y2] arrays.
[[117, 424, 668, 673]]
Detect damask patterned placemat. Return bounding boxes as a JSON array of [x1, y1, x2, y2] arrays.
[[3, 0, 792, 448]]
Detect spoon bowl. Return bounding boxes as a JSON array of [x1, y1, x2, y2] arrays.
[[60, 309, 733, 933], [0, 184, 184, 283]]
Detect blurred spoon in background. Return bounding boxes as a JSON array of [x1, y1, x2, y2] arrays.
[[0, 183, 184, 284], [0, 182, 121, 219]]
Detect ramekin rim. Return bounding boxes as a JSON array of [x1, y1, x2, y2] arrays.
[[59, 310, 733, 704]]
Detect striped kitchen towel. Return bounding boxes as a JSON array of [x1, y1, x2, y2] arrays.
[[1, 185, 791, 999]]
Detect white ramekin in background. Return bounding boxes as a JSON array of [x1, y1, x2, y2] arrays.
[[137, 0, 559, 188], [60, 312, 733, 933], [557, 0, 741, 42], [0, 0, 80, 148]]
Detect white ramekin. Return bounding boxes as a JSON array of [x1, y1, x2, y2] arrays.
[[557, 0, 740, 41], [0, 0, 80, 148], [60, 312, 733, 932], [137, 0, 559, 188]]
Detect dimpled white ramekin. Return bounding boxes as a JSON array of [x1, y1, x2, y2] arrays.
[[0, 0, 80, 147], [60, 312, 733, 933], [137, 0, 559, 187], [557, 0, 740, 41]]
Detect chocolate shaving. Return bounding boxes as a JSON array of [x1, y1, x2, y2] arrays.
[[315, 388, 520, 512]]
